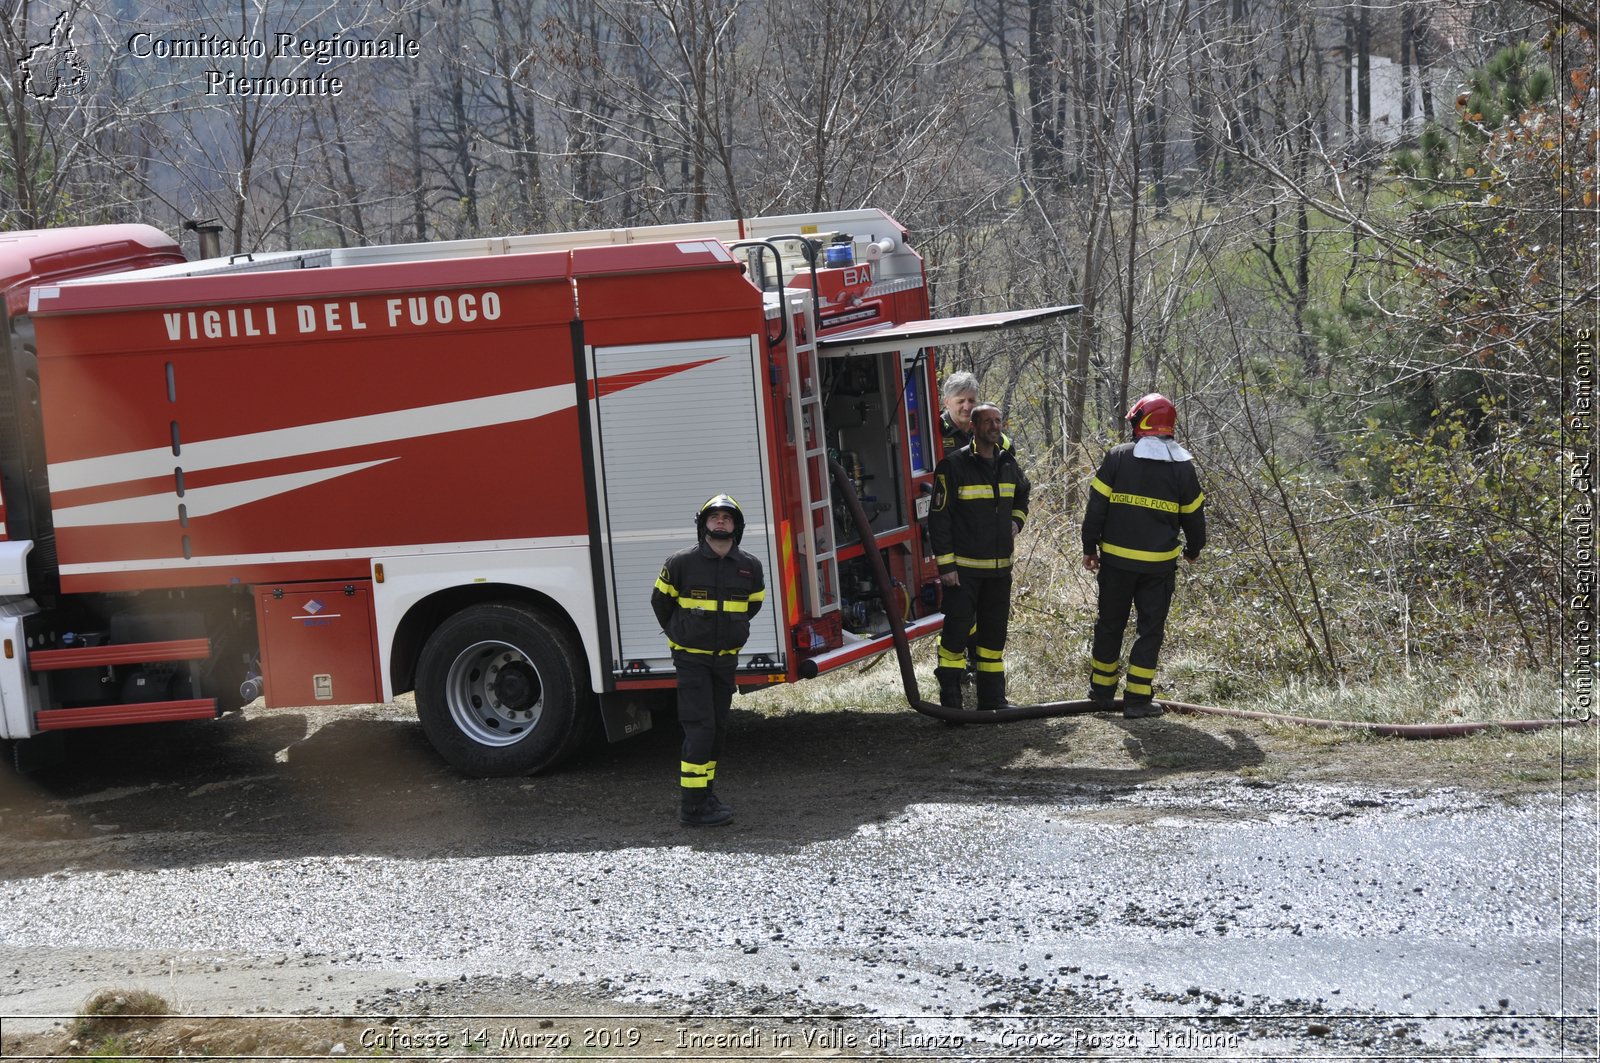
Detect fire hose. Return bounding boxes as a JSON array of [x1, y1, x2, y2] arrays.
[[829, 460, 1588, 739]]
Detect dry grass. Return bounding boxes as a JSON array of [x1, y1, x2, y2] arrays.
[[6, 1000, 838, 1062], [744, 587, 1592, 791], [69, 989, 172, 1040]]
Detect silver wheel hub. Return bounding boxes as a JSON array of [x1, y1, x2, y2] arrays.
[[444, 640, 544, 747]]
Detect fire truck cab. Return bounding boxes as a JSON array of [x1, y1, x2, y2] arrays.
[[0, 210, 1075, 775]]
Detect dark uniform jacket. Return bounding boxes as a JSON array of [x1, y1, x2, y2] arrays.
[[929, 443, 1030, 576], [1081, 441, 1206, 572], [652, 543, 766, 656], [940, 410, 972, 453]]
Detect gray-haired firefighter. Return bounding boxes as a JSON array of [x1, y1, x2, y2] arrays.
[[651, 494, 766, 827], [929, 404, 1029, 711], [1081, 393, 1207, 718]]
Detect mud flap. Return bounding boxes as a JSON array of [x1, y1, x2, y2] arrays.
[[6, 730, 65, 773], [598, 691, 659, 742]]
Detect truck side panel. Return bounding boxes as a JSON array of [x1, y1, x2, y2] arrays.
[[571, 247, 784, 685], [32, 269, 583, 593], [588, 337, 782, 677]]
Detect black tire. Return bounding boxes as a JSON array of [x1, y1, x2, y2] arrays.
[[201, 628, 254, 713], [414, 602, 594, 776]]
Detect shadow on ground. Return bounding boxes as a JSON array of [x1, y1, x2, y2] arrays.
[[0, 700, 1267, 877]]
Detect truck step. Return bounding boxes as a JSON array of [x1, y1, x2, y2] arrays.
[[34, 698, 219, 731], [28, 638, 211, 672]]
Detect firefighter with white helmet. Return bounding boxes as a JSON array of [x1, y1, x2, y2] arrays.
[[651, 493, 766, 826], [1081, 393, 1207, 718]]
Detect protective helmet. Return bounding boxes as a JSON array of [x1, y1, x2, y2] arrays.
[[1126, 393, 1178, 439], [695, 493, 745, 545]]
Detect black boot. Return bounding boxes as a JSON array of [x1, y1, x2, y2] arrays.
[[704, 783, 733, 817], [975, 671, 1011, 711], [935, 667, 963, 709], [680, 789, 733, 827]]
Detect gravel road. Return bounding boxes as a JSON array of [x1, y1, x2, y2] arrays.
[[0, 697, 1595, 1060]]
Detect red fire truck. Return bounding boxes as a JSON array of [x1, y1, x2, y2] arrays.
[[0, 210, 1074, 774]]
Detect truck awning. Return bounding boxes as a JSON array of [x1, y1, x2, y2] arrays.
[[815, 304, 1081, 357]]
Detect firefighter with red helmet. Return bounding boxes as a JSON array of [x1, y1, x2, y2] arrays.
[[929, 404, 1030, 711], [1081, 393, 1206, 718], [652, 493, 766, 826]]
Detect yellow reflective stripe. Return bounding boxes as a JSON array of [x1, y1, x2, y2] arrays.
[[975, 660, 1006, 673], [1091, 673, 1120, 687], [1109, 491, 1180, 514], [1091, 658, 1120, 674], [1011, 509, 1026, 522], [938, 647, 967, 668], [954, 555, 1013, 569], [677, 597, 754, 612], [680, 760, 714, 788], [655, 577, 679, 597], [1180, 492, 1205, 514], [668, 639, 740, 655], [958, 483, 1018, 500], [748, 588, 766, 601], [935, 553, 956, 566], [1100, 541, 1183, 563], [975, 646, 1003, 660], [1125, 681, 1153, 696], [1091, 477, 1113, 497], [1127, 664, 1157, 679]]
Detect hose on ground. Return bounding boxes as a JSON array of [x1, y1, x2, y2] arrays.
[[832, 458, 1100, 726], [1156, 699, 1588, 740], [828, 459, 1589, 740]]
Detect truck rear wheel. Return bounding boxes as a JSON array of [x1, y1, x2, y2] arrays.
[[415, 603, 593, 776]]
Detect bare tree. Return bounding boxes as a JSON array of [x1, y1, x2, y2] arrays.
[[0, 0, 161, 228]]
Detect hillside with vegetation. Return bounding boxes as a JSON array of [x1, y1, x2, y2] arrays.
[[2, 0, 1593, 722]]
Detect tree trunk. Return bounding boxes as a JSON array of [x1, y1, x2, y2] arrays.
[[1400, 4, 1415, 137], [1147, 88, 1168, 216], [1026, 0, 1060, 179], [993, 0, 1025, 169], [331, 104, 367, 245], [1412, 5, 1434, 122], [410, 91, 428, 242], [1342, 10, 1355, 141], [1356, 3, 1372, 138]]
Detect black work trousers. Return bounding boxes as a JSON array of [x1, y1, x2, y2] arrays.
[[674, 651, 735, 790], [939, 573, 1012, 674], [1091, 565, 1175, 704]]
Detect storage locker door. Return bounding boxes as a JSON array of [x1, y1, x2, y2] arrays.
[[591, 338, 782, 675]]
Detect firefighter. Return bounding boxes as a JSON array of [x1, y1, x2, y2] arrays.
[[939, 370, 1014, 455], [939, 371, 980, 452], [928, 404, 1029, 710], [1081, 393, 1207, 718], [651, 494, 766, 826], [938, 371, 1013, 682]]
